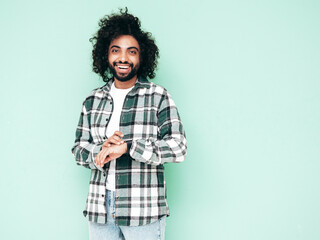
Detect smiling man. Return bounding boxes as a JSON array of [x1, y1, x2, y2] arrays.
[[71, 8, 187, 240], [108, 35, 140, 85]]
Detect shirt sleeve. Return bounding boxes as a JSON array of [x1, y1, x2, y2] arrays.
[[129, 91, 187, 166], [71, 99, 104, 171]]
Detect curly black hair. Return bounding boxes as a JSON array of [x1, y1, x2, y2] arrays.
[[90, 8, 159, 82]]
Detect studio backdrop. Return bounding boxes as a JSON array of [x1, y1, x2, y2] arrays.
[[1, 0, 320, 239]]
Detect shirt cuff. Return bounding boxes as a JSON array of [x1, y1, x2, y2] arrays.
[[125, 140, 132, 155]]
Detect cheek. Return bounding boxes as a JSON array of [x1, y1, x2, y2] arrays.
[[132, 56, 140, 66], [108, 55, 115, 63]]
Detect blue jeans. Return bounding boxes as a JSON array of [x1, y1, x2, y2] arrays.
[[88, 190, 166, 240]]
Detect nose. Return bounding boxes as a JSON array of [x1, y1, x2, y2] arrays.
[[119, 51, 129, 63]]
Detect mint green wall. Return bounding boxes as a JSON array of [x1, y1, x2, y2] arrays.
[[1, 0, 320, 239]]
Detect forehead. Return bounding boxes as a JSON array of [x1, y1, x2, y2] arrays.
[[109, 35, 140, 49]]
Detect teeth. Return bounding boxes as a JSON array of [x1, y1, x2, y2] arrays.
[[118, 66, 129, 69]]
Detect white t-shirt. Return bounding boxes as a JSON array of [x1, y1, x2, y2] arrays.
[[105, 82, 134, 191]]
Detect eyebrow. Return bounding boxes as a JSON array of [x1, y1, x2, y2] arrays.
[[110, 45, 140, 52]]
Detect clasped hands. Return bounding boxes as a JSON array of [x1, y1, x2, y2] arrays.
[[95, 131, 127, 168]]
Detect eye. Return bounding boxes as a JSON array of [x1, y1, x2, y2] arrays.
[[111, 49, 119, 53], [129, 50, 137, 55]]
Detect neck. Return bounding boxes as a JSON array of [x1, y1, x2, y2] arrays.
[[114, 75, 138, 89]]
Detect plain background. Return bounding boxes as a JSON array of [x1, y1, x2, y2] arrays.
[[1, 0, 320, 239]]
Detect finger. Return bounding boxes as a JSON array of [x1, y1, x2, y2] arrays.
[[114, 131, 124, 138], [103, 135, 123, 147], [109, 137, 124, 145], [113, 135, 125, 143], [97, 148, 107, 167], [111, 134, 123, 141], [100, 149, 110, 167], [102, 143, 111, 149], [103, 139, 119, 147], [95, 152, 102, 166], [102, 140, 111, 147], [101, 145, 107, 150], [103, 156, 112, 164]]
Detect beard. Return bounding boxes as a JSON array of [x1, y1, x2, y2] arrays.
[[109, 61, 139, 82]]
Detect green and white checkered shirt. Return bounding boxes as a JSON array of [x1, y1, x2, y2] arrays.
[[71, 77, 187, 226]]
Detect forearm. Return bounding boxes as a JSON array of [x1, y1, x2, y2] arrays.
[[127, 92, 187, 166], [72, 141, 104, 170], [128, 133, 187, 166], [71, 101, 105, 171]]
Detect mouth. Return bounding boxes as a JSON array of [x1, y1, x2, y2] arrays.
[[115, 63, 132, 74]]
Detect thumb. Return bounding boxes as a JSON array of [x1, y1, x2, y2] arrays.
[[104, 156, 112, 163]]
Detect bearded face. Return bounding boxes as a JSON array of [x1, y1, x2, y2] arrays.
[[108, 35, 140, 82]]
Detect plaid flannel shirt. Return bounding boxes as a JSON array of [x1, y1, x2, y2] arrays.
[[71, 77, 187, 226]]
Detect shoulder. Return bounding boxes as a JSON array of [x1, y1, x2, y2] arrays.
[[82, 85, 107, 109], [142, 82, 179, 111], [144, 81, 171, 98]]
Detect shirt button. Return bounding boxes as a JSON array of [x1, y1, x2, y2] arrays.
[[101, 194, 104, 197], [103, 173, 106, 177]]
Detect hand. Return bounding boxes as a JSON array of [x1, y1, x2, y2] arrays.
[[95, 143, 127, 167], [102, 131, 124, 148]]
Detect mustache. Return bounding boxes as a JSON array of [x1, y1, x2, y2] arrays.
[[113, 61, 134, 67]]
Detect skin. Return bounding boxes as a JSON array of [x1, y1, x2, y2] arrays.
[[108, 35, 140, 89], [95, 35, 141, 167]]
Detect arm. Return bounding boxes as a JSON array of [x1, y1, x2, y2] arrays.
[[71, 100, 103, 170], [129, 91, 187, 166]]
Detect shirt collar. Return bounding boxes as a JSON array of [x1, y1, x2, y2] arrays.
[[101, 76, 150, 93]]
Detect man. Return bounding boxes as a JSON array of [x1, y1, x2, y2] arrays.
[[71, 8, 187, 240]]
